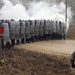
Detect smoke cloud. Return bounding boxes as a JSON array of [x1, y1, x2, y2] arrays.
[[0, 0, 72, 29]]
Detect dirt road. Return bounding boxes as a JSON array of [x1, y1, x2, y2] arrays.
[[15, 40, 75, 56]]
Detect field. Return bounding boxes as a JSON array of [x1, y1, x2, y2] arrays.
[[0, 25, 75, 75]]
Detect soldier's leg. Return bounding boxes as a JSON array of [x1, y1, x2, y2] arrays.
[[48, 34, 50, 40], [21, 38, 25, 44], [49, 34, 51, 40], [6, 41, 11, 49], [51, 33, 53, 40], [33, 37, 34, 42], [37, 36, 39, 41], [63, 34, 66, 40], [59, 35, 61, 40], [36, 36, 37, 41], [27, 38, 30, 43], [35, 36, 37, 41], [42, 36, 44, 41], [13, 39, 15, 45], [1, 39, 4, 49], [39, 36, 41, 41], [56, 33, 58, 40], [36, 36, 38, 41], [45, 34, 47, 40], [57, 34, 59, 40], [54, 33, 57, 40], [32, 37, 34, 42], [46, 34, 48, 40], [52, 33, 54, 40], [11, 39, 15, 47], [26, 39, 28, 43], [16, 39, 20, 45]]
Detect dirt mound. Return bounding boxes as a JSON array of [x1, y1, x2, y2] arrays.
[[0, 48, 75, 75]]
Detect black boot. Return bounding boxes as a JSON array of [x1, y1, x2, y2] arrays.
[[6, 42, 11, 49]]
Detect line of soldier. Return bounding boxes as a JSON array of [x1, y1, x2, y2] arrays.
[[0, 19, 67, 49]]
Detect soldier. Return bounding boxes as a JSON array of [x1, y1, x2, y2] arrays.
[[25, 20, 31, 43], [56, 21, 60, 40], [44, 20, 49, 40], [39, 20, 44, 41], [70, 51, 75, 68], [35, 20, 40, 41], [9, 19, 16, 46], [62, 23, 67, 40], [20, 20, 26, 44], [52, 21, 57, 40], [2, 21, 11, 49], [59, 21, 62, 39], [48, 20, 52, 40], [30, 20, 35, 42], [0, 22, 4, 49], [15, 21, 20, 45]]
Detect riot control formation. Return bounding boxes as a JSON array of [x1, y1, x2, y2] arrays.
[[0, 19, 67, 49]]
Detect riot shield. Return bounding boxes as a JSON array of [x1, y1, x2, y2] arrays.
[[59, 21, 62, 39], [44, 20, 50, 40], [44, 20, 49, 35], [39, 20, 44, 40], [21, 21, 25, 39], [62, 23, 66, 40], [25, 20, 31, 43], [20, 21, 26, 43], [2, 23, 11, 49], [30, 20, 35, 42], [2, 23, 10, 41], [9, 20, 15, 39], [15, 21, 20, 39], [35, 20, 40, 36], [56, 21, 60, 39], [30, 20, 35, 37], [48, 20, 53, 39], [9, 20, 16, 46], [35, 20, 40, 41], [15, 21, 20, 44]]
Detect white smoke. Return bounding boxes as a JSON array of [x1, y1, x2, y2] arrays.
[[0, 0, 29, 20], [0, 0, 72, 30]]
